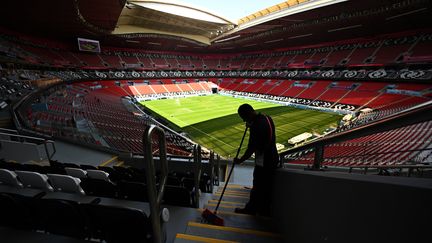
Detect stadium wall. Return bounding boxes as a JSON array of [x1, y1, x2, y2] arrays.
[[272, 168, 432, 243]]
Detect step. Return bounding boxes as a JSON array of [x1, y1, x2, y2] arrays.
[[174, 233, 239, 243], [197, 209, 275, 232], [185, 221, 283, 243], [211, 195, 250, 203], [217, 187, 251, 194], [207, 200, 245, 207], [215, 191, 251, 197], [223, 184, 251, 189], [204, 203, 238, 213], [213, 193, 249, 199]]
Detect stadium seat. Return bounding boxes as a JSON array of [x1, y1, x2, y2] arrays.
[[166, 175, 182, 186], [81, 203, 154, 243], [37, 198, 88, 239], [113, 166, 134, 180], [47, 174, 85, 195], [45, 161, 67, 174], [0, 168, 23, 188], [163, 185, 192, 207], [80, 164, 98, 170], [0, 161, 23, 171], [0, 193, 35, 229], [20, 164, 46, 174], [80, 178, 118, 198], [98, 166, 123, 181], [62, 163, 80, 168], [182, 177, 195, 191], [127, 167, 147, 182], [117, 181, 148, 202], [15, 171, 54, 192], [44, 165, 66, 175], [86, 169, 110, 181], [65, 167, 87, 179]]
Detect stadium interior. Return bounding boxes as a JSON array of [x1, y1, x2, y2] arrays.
[[0, 0, 431, 242]]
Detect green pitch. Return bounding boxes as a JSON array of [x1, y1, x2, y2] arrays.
[[141, 95, 341, 158]]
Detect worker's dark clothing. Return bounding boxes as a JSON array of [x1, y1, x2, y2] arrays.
[[244, 113, 278, 215]]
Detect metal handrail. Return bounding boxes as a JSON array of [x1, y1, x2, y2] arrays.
[[143, 125, 168, 243], [209, 151, 215, 193], [44, 140, 57, 161], [0, 132, 47, 143], [0, 128, 18, 134], [216, 154, 221, 186], [193, 144, 202, 208]]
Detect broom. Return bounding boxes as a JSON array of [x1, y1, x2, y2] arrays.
[[202, 126, 248, 226]]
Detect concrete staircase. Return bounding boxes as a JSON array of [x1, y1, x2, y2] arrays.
[[174, 184, 283, 243]]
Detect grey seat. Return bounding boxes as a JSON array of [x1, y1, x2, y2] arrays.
[[65, 167, 87, 179], [86, 170, 111, 181], [0, 169, 23, 188], [15, 170, 53, 192], [47, 174, 85, 195]]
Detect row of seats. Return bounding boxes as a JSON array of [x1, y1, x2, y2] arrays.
[[2, 31, 432, 69], [20, 81, 194, 156], [0, 160, 211, 204], [0, 164, 194, 207], [217, 79, 430, 110], [0, 190, 155, 242], [53, 160, 212, 193], [337, 105, 417, 132], [0, 72, 34, 107], [284, 120, 432, 167], [127, 81, 212, 97], [0, 168, 82, 193]]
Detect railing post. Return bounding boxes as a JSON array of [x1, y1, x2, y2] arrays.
[[215, 154, 220, 186], [209, 151, 214, 193], [278, 153, 284, 168], [44, 140, 56, 161], [193, 144, 202, 208], [312, 143, 324, 170], [143, 125, 169, 243]]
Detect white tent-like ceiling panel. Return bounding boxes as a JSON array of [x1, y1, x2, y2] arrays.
[[113, 0, 236, 45]]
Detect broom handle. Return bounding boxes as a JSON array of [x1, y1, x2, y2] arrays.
[[214, 126, 248, 214]]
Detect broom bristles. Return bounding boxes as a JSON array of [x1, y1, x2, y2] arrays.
[[202, 209, 225, 226]]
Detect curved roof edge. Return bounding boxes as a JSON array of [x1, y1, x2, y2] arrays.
[[129, 0, 236, 25], [212, 0, 348, 42], [238, 0, 311, 25]]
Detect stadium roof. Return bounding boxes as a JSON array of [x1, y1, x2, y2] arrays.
[[238, 0, 314, 25], [213, 0, 348, 43], [0, 0, 430, 53], [114, 0, 236, 45]]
